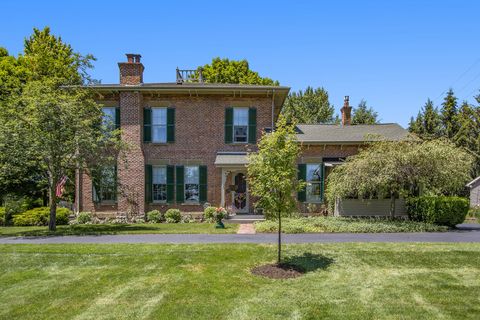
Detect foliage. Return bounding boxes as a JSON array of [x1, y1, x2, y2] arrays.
[[247, 115, 304, 220], [146, 210, 164, 223], [213, 207, 227, 223], [406, 196, 469, 227], [326, 139, 473, 212], [282, 86, 336, 124], [77, 212, 92, 224], [0, 207, 5, 225], [203, 206, 216, 222], [440, 89, 459, 139], [468, 206, 480, 219], [165, 209, 181, 223], [198, 57, 278, 85], [13, 207, 71, 226], [0, 27, 123, 231], [351, 99, 379, 125], [254, 217, 447, 233]]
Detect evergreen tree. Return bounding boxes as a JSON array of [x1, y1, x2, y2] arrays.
[[440, 89, 459, 139], [281, 86, 335, 124], [351, 99, 379, 125], [422, 99, 441, 139]]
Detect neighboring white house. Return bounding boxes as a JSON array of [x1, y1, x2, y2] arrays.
[[467, 176, 480, 208]]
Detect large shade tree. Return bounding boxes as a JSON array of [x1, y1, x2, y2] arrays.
[[198, 57, 278, 85], [351, 99, 379, 125], [282, 86, 336, 124], [325, 139, 473, 215], [247, 116, 304, 264], [0, 27, 121, 230]]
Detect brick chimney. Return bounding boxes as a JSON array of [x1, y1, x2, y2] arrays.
[[118, 53, 144, 85], [340, 95, 352, 125]]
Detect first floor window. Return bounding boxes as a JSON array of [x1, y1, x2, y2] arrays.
[[185, 166, 199, 202], [93, 165, 117, 202], [152, 166, 167, 202], [306, 164, 323, 202], [102, 107, 117, 131]]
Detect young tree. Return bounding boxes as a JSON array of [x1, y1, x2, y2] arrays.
[[440, 89, 459, 139], [198, 57, 278, 85], [351, 99, 379, 125], [325, 139, 473, 215], [282, 86, 336, 124], [247, 116, 304, 264]]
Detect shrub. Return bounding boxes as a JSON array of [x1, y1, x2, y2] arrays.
[[13, 207, 72, 226], [406, 196, 469, 227], [469, 206, 480, 219], [181, 214, 195, 223], [0, 207, 5, 225], [203, 206, 216, 222], [165, 209, 181, 223], [146, 210, 164, 223], [135, 218, 146, 224], [77, 212, 92, 224]]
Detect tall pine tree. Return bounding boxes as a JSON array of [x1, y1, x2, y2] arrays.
[[440, 89, 459, 139]]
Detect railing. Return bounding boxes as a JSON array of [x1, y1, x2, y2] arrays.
[[176, 68, 204, 84]]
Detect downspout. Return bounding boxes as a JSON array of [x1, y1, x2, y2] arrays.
[[271, 89, 275, 131]]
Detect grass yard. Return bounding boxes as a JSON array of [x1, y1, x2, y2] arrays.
[[1, 243, 479, 319], [0, 223, 238, 237], [255, 217, 449, 233]]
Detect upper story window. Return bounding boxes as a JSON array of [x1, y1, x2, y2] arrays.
[[152, 108, 167, 143], [233, 108, 249, 143], [306, 164, 323, 203], [225, 107, 257, 144], [184, 166, 199, 203], [102, 107, 119, 131], [143, 107, 175, 143], [152, 166, 167, 202]]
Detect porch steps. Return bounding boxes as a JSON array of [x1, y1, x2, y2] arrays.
[[226, 215, 265, 224]]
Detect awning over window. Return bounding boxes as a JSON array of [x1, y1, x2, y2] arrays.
[[324, 161, 344, 167], [214, 152, 248, 167]]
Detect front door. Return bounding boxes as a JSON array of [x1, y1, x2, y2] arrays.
[[232, 172, 248, 214]]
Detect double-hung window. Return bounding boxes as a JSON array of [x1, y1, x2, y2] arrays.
[[151, 108, 167, 143], [184, 166, 199, 202], [306, 164, 323, 203], [93, 165, 117, 203], [152, 166, 167, 202], [233, 108, 249, 143], [102, 107, 119, 132]]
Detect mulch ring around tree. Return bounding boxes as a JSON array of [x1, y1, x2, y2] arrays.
[[251, 263, 305, 279]]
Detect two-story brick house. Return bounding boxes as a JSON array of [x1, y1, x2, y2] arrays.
[[75, 54, 408, 217]]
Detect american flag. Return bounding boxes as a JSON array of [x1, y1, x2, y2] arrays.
[[56, 175, 68, 198]]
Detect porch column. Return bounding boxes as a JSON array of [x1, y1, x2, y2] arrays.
[[221, 169, 227, 208]]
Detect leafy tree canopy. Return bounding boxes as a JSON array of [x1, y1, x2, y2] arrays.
[[351, 99, 379, 125], [282, 86, 336, 124], [199, 57, 278, 85]]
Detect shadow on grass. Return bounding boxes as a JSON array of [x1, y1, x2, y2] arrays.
[[283, 253, 334, 273], [6, 224, 161, 237]]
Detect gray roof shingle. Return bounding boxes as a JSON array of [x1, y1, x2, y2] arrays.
[[296, 123, 409, 143]]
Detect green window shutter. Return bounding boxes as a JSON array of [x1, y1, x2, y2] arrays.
[[167, 108, 175, 143], [143, 108, 152, 143], [115, 107, 121, 129], [92, 184, 100, 203], [320, 163, 325, 202], [166, 165, 175, 203], [248, 107, 257, 144], [224, 107, 233, 144], [297, 164, 307, 202], [175, 166, 184, 203], [199, 165, 207, 203], [145, 165, 153, 203], [91, 168, 101, 203]]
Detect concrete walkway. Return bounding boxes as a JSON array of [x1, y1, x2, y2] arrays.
[[237, 224, 256, 234], [1, 229, 479, 244]]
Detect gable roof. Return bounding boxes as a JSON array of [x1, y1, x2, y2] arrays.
[[296, 123, 409, 144]]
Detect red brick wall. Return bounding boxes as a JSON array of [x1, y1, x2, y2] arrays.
[[118, 62, 144, 85]]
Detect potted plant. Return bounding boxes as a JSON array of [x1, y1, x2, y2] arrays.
[[213, 207, 227, 229]]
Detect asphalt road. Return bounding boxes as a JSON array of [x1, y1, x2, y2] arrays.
[[1, 225, 479, 244]]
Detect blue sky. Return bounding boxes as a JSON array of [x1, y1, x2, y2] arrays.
[[1, 0, 480, 126]]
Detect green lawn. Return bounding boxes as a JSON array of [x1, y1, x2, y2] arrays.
[[1, 243, 479, 319], [0, 223, 238, 237]]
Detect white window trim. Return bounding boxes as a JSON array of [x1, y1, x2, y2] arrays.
[[151, 107, 167, 143], [233, 107, 249, 144], [306, 163, 323, 203], [184, 165, 200, 203], [152, 165, 167, 203]]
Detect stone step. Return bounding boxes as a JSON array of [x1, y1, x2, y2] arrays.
[[226, 215, 265, 224]]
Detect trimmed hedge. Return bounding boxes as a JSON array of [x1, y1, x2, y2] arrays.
[[165, 209, 181, 223], [406, 196, 469, 227], [146, 210, 164, 223], [203, 206, 216, 222], [0, 207, 5, 225], [13, 207, 72, 226]]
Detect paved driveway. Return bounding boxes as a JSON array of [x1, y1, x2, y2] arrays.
[[1, 226, 479, 244]]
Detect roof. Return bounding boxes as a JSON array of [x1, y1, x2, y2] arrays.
[[296, 123, 409, 144], [467, 176, 480, 188], [214, 152, 248, 167]]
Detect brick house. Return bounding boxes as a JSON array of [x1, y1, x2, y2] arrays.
[[75, 54, 408, 217]]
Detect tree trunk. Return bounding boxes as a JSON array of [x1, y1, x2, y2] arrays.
[[48, 183, 57, 231], [277, 211, 281, 265]]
